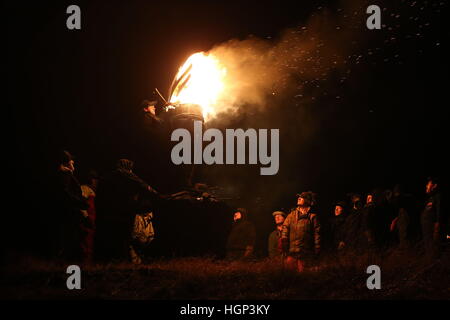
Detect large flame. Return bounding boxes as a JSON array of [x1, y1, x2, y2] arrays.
[[169, 52, 227, 120]]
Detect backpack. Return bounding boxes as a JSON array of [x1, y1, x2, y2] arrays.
[[132, 212, 155, 245]]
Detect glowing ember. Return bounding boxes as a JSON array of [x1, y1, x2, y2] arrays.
[[169, 52, 227, 121]]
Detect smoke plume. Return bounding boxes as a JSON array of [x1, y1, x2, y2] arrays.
[[207, 0, 366, 122]]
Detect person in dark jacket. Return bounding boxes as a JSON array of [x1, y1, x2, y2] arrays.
[[344, 193, 364, 251], [80, 170, 99, 265], [142, 100, 163, 126], [362, 189, 390, 250], [95, 159, 160, 262], [55, 150, 88, 263], [268, 211, 286, 259], [389, 184, 411, 250], [329, 201, 348, 253], [362, 191, 378, 249], [421, 177, 442, 258], [226, 208, 256, 260], [374, 189, 396, 249]]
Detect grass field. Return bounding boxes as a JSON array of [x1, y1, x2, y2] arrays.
[[2, 248, 449, 300]]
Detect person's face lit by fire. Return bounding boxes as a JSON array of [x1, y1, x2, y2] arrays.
[[426, 180, 437, 194], [67, 160, 75, 172], [144, 105, 156, 116], [366, 194, 373, 205], [274, 214, 285, 225], [335, 205, 344, 216], [352, 195, 362, 210], [233, 211, 242, 222], [297, 196, 305, 206]]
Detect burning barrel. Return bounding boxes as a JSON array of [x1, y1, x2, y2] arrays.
[[157, 52, 226, 186], [166, 103, 204, 187], [169, 103, 204, 128]]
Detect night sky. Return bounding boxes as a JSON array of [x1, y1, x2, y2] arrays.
[[6, 0, 448, 256]]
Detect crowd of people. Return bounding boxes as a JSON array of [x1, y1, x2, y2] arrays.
[[55, 151, 162, 265], [260, 182, 446, 272], [54, 149, 447, 271]]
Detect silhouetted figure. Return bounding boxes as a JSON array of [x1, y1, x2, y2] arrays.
[[268, 211, 286, 259], [55, 150, 88, 263], [95, 159, 159, 262], [80, 170, 99, 265], [389, 184, 411, 250], [329, 201, 348, 253], [378, 189, 396, 249], [365, 189, 392, 250], [421, 177, 441, 258], [345, 193, 364, 251], [226, 208, 256, 260]]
